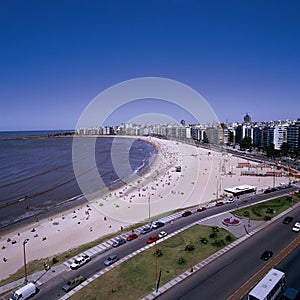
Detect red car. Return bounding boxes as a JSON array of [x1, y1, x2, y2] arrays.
[[182, 211, 192, 217], [215, 202, 224, 206], [126, 233, 138, 241], [147, 235, 159, 244], [197, 207, 207, 212]]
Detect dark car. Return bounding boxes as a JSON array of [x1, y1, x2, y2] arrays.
[[152, 221, 165, 229], [283, 216, 294, 224], [62, 275, 86, 292], [197, 207, 207, 212], [147, 235, 159, 244], [112, 237, 126, 247], [104, 254, 118, 266], [182, 211, 192, 217], [140, 226, 152, 235], [126, 233, 138, 241], [215, 202, 224, 206], [264, 187, 277, 194], [261, 250, 273, 261]]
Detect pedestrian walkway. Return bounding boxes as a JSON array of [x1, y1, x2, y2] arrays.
[[62, 212, 183, 268], [141, 202, 300, 300], [1, 199, 298, 299], [0, 211, 182, 297], [56, 202, 280, 299], [0, 264, 66, 300]]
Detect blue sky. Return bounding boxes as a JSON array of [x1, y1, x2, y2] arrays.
[[0, 0, 299, 130]]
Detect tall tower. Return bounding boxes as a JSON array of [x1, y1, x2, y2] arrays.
[[244, 113, 251, 123]]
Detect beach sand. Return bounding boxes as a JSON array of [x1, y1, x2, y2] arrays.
[[0, 137, 291, 280]]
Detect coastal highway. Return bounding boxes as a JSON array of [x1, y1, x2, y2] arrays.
[[157, 204, 300, 300], [14, 186, 299, 300]]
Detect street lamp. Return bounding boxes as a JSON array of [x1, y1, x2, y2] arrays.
[[155, 268, 169, 293], [23, 238, 29, 284]]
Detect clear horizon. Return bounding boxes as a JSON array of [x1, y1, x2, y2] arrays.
[[1, 114, 300, 132], [1, 1, 300, 131]]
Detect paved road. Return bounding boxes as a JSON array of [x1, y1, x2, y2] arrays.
[[3, 186, 297, 299], [157, 205, 300, 300]]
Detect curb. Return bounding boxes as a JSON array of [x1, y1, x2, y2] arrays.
[[140, 201, 300, 300]]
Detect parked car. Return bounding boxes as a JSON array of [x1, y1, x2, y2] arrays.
[[10, 282, 37, 300], [278, 184, 289, 190], [292, 222, 300, 232], [140, 226, 152, 234], [62, 275, 86, 292], [215, 202, 224, 206], [283, 216, 294, 224], [182, 211, 192, 217], [104, 254, 118, 266], [226, 197, 235, 203], [260, 250, 273, 261], [197, 207, 207, 212], [126, 233, 138, 241], [264, 187, 277, 194], [70, 254, 91, 270], [158, 231, 167, 238], [147, 235, 159, 244], [112, 237, 126, 247], [152, 221, 165, 229]]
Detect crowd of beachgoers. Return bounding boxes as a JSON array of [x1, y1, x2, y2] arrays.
[[0, 137, 291, 280]]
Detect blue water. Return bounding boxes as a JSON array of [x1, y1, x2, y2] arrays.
[[0, 131, 156, 229]]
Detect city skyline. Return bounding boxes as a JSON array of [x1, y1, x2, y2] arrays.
[[1, 1, 300, 131]]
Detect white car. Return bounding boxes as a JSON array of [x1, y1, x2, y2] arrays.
[[158, 231, 167, 238], [70, 254, 91, 270], [292, 222, 300, 232]]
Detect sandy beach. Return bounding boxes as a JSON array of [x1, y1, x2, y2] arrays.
[[0, 137, 291, 280]]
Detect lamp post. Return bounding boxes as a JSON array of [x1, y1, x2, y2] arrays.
[[148, 195, 151, 223], [23, 239, 29, 284], [155, 268, 169, 293]]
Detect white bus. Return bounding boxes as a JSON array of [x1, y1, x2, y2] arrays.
[[248, 269, 286, 300]]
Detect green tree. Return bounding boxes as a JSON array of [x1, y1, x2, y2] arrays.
[[177, 257, 186, 265], [199, 237, 208, 244], [154, 249, 163, 257], [265, 143, 276, 157], [185, 243, 195, 252], [240, 137, 252, 150], [292, 147, 300, 158], [211, 239, 225, 247], [225, 235, 234, 242], [280, 142, 290, 156]]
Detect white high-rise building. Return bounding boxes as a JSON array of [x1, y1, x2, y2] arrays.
[[274, 124, 288, 150]]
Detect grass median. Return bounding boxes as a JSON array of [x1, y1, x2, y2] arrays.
[[233, 194, 300, 221], [70, 224, 236, 300]]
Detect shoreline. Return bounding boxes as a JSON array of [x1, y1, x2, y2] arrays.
[[0, 135, 156, 233], [0, 137, 293, 280]]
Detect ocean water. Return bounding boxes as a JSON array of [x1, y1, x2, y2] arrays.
[[0, 132, 156, 230]]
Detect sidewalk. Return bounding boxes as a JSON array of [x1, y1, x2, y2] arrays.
[[1, 198, 298, 299], [141, 201, 300, 300], [0, 264, 66, 298], [0, 209, 185, 297]]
